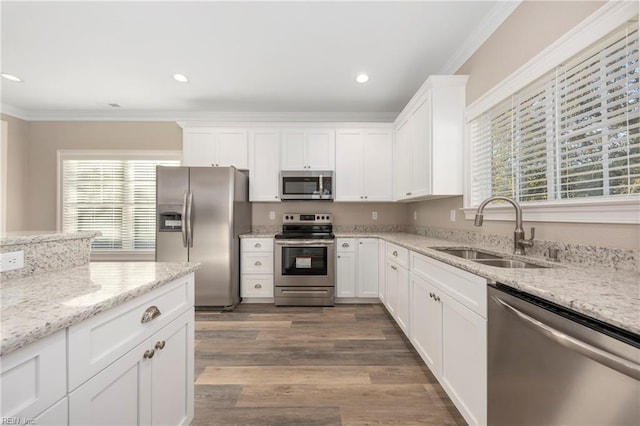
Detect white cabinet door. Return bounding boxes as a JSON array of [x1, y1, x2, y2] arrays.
[[281, 129, 306, 170], [378, 240, 386, 303], [217, 129, 248, 169], [150, 309, 194, 426], [69, 337, 152, 425], [306, 129, 335, 170], [394, 118, 411, 199], [336, 250, 356, 298], [281, 128, 335, 170], [410, 94, 430, 198], [440, 293, 487, 426], [182, 130, 216, 166], [385, 260, 398, 316], [362, 129, 393, 201], [410, 274, 442, 377], [357, 238, 378, 297], [34, 397, 68, 426], [249, 129, 281, 201], [335, 129, 364, 201], [395, 264, 410, 337]]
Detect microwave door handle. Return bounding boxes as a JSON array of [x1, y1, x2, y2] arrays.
[[319, 174, 323, 194]]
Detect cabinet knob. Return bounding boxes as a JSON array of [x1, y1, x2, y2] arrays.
[[360, 196, 363, 199], [275, 195, 279, 199], [390, 265, 397, 270], [364, 196, 368, 199], [435, 296, 441, 302], [143, 349, 155, 359], [254, 283, 262, 289], [406, 192, 412, 196], [255, 261, 262, 266], [255, 243, 262, 248], [342, 243, 349, 248], [155, 340, 166, 350], [393, 250, 398, 257], [141, 305, 162, 324]]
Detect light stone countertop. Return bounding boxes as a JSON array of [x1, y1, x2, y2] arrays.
[[0, 261, 200, 356], [0, 231, 101, 246], [334, 232, 640, 335]]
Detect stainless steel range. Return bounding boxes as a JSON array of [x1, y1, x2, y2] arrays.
[[274, 213, 335, 306]]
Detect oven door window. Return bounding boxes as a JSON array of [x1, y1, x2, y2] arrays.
[[281, 246, 327, 276], [282, 177, 320, 195]]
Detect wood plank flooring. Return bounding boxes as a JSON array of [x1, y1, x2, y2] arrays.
[[193, 303, 466, 426]]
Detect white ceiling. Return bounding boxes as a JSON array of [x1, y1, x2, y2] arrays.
[[0, 1, 519, 121]]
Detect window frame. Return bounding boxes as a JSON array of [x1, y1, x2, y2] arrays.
[[463, 1, 639, 224], [57, 149, 182, 261]]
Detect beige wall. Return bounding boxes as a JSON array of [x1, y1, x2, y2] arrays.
[[2, 114, 29, 232], [26, 121, 182, 231], [252, 201, 408, 227], [411, 0, 638, 251], [459, 0, 605, 104]]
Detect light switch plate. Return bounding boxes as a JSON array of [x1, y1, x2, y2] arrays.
[[372, 211, 378, 220], [450, 209, 456, 222], [269, 211, 275, 220], [1, 250, 24, 272]]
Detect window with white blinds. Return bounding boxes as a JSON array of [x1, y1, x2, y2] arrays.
[[470, 22, 639, 208], [59, 151, 180, 254]]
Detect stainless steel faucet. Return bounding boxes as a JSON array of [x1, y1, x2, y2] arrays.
[[474, 196, 535, 255]]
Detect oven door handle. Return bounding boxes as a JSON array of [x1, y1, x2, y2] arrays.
[[275, 240, 335, 246]]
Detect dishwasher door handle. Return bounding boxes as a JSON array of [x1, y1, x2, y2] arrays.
[[492, 295, 640, 380]]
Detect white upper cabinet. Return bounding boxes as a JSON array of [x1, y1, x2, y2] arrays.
[[393, 75, 467, 201], [281, 128, 335, 170], [182, 128, 249, 169], [249, 129, 281, 202], [336, 127, 393, 202]]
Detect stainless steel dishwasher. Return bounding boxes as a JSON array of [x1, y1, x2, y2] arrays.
[[488, 283, 640, 426]]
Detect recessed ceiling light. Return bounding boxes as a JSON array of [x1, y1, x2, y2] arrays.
[[355, 73, 369, 84], [1, 73, 23, 82], [173, 74, 189, 83]]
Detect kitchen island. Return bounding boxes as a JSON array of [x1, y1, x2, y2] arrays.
[[0, 232, 200, 425]]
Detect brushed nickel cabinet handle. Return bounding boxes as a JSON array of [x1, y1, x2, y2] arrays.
[[254, 283, 262, 289], [155, 340, 166, 350], [255, 261, 262, 266], [255, 243, 262, 248], [141, 306, 161, 323], [391, 265, 397, 270], [342, 243, 350, 248], [143, 349, 155, 359]]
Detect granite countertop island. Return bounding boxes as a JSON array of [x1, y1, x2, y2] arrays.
[[0, 261, 200, 356]]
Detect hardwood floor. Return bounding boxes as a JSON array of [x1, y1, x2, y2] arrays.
[[193, 304, 466, 426]]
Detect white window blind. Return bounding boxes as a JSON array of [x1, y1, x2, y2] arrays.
[[470, 22, 639, 207], [61, 153, 180, 253]]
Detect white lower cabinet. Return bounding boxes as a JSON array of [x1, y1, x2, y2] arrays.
[[69, 308, 194, 425], [241, 238, 274, 301], [33, 397, 68, 425], [0, 330, 67, 422], [336, 238, 379, 300], [384, 242, 410, 336], [409, 252, 487, 426]]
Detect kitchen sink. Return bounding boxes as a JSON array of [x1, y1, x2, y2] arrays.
[[434, 247, 551, 269], [472, 259, 550, 269], [434, 248, 502, 260]]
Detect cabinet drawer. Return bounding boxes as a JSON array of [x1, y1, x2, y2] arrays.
[[241, 238, 274, 253], [242, 253, 273, 274], [67, 273, 195, 391], [411, 253, 487, 317], [386, 242, 409, 268], [0, 330, 66, 419], [337, 238, 356, 252], [241, 275, 274, 298]]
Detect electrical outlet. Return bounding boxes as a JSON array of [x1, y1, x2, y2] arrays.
[[450, 209, 456, 222], [269, 211, 275, 220], [372, 211, 378, 220], [413, 211, 417, 220], [1, 251, 24, 272]]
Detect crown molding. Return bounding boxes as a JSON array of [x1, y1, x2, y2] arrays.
[[440, 0, 521, 74], [5, 109, 398, 123], [0, 104, 29, 120]]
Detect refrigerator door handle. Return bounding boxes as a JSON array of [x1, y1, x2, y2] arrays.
[[181, 191, 188, 248], [186, 191, 194, 248]]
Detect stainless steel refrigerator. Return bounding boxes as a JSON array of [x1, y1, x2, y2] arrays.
[[155, 166, 251, 309]]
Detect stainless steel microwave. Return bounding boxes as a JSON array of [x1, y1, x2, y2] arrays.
[[279, 171, 334, 201]]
